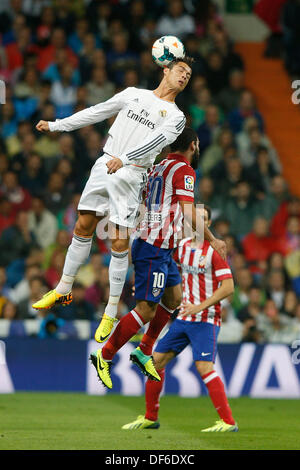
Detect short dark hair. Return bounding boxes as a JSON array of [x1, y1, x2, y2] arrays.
[[167, 56, 195, 70], [204, 205, 212, 222], [170, 127, 198, 153]]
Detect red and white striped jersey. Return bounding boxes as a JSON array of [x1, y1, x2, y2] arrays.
[[175, 238, 233, 326], [139, 153, 195, 249]]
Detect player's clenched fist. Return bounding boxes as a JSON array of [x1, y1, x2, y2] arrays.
[[106, 157, 123, 174], [36, 120, 49, 132]]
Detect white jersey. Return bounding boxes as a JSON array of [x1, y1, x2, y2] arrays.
[[48, 87, 186, 169]]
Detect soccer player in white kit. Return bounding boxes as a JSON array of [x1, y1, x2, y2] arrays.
[[32, 58, 202, 339]]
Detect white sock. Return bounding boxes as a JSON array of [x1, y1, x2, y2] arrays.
[[105, 249, 129, 318], [56, 234, 93, 294]]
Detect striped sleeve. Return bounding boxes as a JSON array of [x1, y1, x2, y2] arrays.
[[212, 251, 233, 280], [173, 165, 195, 202], [119, 114, 186, 166]]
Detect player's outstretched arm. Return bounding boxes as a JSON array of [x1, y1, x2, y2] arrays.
[[180, 278, 234, 316], [39, 88, 131, 134]]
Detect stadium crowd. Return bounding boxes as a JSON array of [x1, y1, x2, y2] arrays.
[[0, 0, 299, 344]]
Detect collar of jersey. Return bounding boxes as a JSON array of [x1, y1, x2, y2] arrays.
[[167, 153, 191, 166]]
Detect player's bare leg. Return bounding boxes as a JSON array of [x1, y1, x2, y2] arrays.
[[195, 361, 238, 432], [94, 225, 130, 342], [122, 351, 174, 429], [32, 211, 101, 310]]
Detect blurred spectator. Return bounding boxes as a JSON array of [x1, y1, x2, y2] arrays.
[[197, 104, 222, 152], [217, 298, 243, 343], [55, 281, 95, 320], [37, 27, 78, 73], [0, 197, 16, 235], [57, 193, 81, 235], [231, 267, 253, 315], [19, 152, 46, 197], [38, 312, 65, 339], [213, 218, 231, 239], [28, 196, 58, 250], [1, 300, 18, 320], [262, 175, 291, 220], [195, 176, 223, 219], [50, 63, 77, 118], [237, 285, 266, 323], [248, 146, 279, 195], [43, 229, 70, 270], [17, 275, 48, 319], [86, 66, 115, 106], [259, 299, 297, 343], [216, 69, 245, 114], [155, 0, 195, 39], [200, 127, 234, 175], [283, 290, 299, 318], [239, 128, 280, 171], [266, 269, 287, 310], [0, 171, 31, 213], [189, 87, 212, 130], [270, 196, 300, 239], [282, 0, 300, 75], [76, 252, 104, 289], [85, 265, 109, 309], [242, 217, 281, 275], [106, 31, 138, 86], [5, 25, 38, 72], [42, 172, 71, 215], [1, 100, 18, 139], [45, 250, 65, 289], [223, 181, 261, 238], [218, 157, 249, 198], [0, 265, 12, 310], [10, 263, 42, 305], [205, 50, 228, 94], [42, 48, 80, 86], [228, 90, 264, 134], [10, 132, 38, 174], [0, 210, 37, 266]]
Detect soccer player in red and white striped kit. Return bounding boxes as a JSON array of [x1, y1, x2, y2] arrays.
[[122, 206, 238, 432]]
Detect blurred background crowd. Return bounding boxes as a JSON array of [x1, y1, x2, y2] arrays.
[[0, 0, 299, 344]]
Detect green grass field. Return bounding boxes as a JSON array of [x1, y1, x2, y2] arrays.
[[0, 393, 300, 450]]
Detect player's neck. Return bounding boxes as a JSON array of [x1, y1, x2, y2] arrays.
[[153, 82, 177, 103]]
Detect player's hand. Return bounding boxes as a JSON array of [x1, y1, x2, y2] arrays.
[[106, 157, 123, 174], [210, 238, 227, 260], [36, 120, 50, 132], [179, 301, 199, 316]]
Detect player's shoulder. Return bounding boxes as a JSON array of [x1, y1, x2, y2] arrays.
[[123, 87, 149, 98]]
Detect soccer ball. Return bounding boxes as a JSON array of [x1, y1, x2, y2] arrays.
[[152, 35, 185, 68]]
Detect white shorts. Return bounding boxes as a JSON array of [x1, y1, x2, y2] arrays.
[[78, 154, 147, 228]]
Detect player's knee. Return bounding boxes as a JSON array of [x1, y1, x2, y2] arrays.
[[195, 361, 214, 376], [75, 215, 95, 237], [163, 295, 181, 311], [111, 237, 129, 253], [136, 300, 157, 322]]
